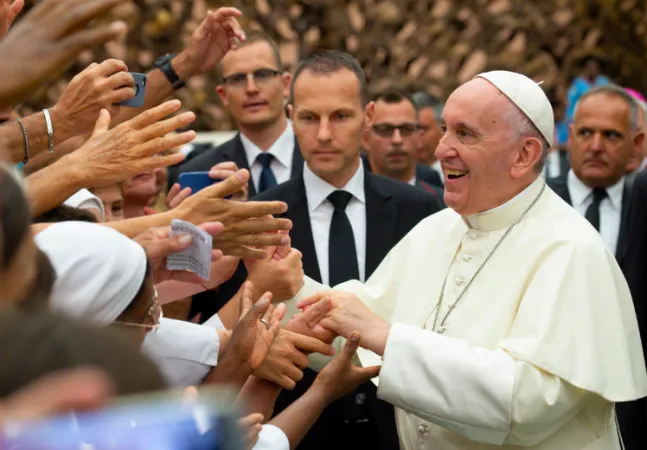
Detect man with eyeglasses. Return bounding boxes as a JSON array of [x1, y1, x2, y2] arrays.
[[362, 92, 444, 204], [170, 30, 303, 196]]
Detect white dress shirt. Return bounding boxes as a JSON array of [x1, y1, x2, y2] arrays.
[[241, 122, 295, 192], [142, 314, 225, 387], [544, 150, 563, 179], [303, 162, 367, 285], [408, 176, 416, 186], [567, 170, 624, 254]]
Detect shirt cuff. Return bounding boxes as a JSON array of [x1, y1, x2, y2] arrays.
[[252, 424, 289, 450]]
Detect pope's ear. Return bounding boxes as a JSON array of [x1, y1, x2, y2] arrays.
[[511, 137, 543, 178]]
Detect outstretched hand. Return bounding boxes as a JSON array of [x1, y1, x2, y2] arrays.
[[298, 291, 390, 356], [312, 332, 381, 403], [228, 281, 286, 372]]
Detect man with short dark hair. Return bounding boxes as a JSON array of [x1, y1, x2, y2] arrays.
[[363, 91, 443, 203], [170, 30, 303, 196], [548, 84, 644, 262], [212, 50, 440, 450]]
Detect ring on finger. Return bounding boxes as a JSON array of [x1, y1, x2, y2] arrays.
[[260, 318, 269, 329]]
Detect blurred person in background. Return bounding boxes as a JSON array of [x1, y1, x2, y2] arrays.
[[566, 54, 611, 123], [411, 91, 444, 184], [363, 91, 444, 204]]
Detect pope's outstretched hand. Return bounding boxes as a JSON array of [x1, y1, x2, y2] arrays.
[[298, 291, 391, 356]]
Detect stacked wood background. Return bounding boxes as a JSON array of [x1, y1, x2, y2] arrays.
[[17, 0, 647, 130]]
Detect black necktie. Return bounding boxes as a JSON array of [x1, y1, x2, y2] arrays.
[[585, 187, 608, 231], [327, 190, 359, 286], [256, 153, 278, 193]]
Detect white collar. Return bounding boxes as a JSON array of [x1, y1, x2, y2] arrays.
[[240, 121, 295, 168], [408, 176, 417, 186], [463, 176, 545, 231], [567, 170, 624, 211], [303, 160, 366, 212]]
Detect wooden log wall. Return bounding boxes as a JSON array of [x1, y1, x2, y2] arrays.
[[15, 0, 647, 130]]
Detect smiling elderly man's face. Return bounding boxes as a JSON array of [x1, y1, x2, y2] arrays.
[[435, 78, 540, 215]]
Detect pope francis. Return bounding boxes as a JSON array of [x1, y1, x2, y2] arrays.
[[285, 71, 647, 449]]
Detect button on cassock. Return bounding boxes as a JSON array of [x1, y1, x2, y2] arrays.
[[455, 277, 466, 287], [417, 424, 429, 436], [462, 254, 473, 262]]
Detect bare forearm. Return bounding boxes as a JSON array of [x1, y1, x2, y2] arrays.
[[203, 355, 250, 392], [2, 108, 77, 164], [105, 211, 175, 238], [237, 376, 282, 420], [269, 388, 329, 449], [25, 161, 85, 216], [156, 280, 206, 305], [218, 287, 244, 330], [22, 135, 87, 175]]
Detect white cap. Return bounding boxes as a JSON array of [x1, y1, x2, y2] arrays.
[[64, 188, 105, 222], [474, 71, 554, 145]]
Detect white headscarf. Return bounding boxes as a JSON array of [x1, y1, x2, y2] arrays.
[[35, 221, 148, 325], [64, 189, 105, 222]]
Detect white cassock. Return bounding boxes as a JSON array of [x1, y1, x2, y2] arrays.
[[284, 176, 647, 450]]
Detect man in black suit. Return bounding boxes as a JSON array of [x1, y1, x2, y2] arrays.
[[361, 91, 444, 205], [209, 51, 441, 450], [168, 30, 303, 196], [620, 170, 647, 450], [547, 84, 644, 265]]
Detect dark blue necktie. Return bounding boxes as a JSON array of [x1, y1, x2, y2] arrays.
[[256, 153, 278, 193]]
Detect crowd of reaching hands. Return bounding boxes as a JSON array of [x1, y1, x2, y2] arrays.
[[0, 1, 378, 448]]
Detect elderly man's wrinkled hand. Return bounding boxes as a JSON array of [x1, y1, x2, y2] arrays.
[[64, 100, 194, 188], [51, 60, 136, 138]]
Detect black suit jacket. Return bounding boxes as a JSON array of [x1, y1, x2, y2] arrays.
[[168, 133, 304, 197], [617, 171, 647, 450], [256, 170, 439, 450], [198, 170, 439, 450], [415, 161, 444, 187], [546, 175, 631, 264], [359, 151, 446, 208]]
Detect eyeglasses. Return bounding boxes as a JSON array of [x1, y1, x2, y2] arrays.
[[221, 68, 282, 88], [371, 123, 420, 138], [114, 286, 162, 330]]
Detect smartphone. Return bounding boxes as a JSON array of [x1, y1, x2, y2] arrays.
[[0, 388, 243, 450], [116, 72, 147, 107], [179, 172, 232, 199]]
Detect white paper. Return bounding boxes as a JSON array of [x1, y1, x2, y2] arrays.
[[166, 219, 212, 280]]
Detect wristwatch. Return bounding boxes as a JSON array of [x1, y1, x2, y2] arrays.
[[155, 54, 186, 90]]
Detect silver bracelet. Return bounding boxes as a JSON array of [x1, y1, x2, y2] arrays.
[[43, 109, 54, 154], [16, 117, 29, 164]]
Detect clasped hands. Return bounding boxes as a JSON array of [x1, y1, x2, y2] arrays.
[[296, 291, 392, 357]]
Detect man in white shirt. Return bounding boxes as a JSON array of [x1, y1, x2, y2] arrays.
[[548, 84, 644, 262], [281, 71, 647, 449], [170, 30, 303, 196]]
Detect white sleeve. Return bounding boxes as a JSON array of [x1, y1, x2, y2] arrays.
[[376, 323, 595, 446], [252, 424, 290, 450], [141, 318, 220, 387]]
